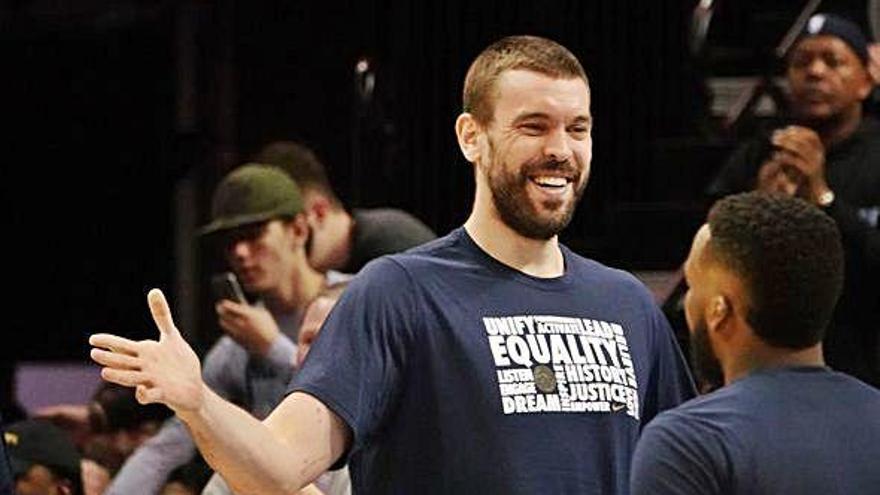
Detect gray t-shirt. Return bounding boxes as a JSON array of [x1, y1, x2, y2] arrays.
[[344, 208, 435, 273]]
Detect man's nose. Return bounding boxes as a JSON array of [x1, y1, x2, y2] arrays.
[[228, 239, 252, 259], [543, 127, 573, 163], [805, 57, 829, 77]]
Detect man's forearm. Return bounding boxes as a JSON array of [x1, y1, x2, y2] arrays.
[[178, 386, 316, 495]]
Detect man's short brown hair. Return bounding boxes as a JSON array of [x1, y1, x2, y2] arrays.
[[462, 35, 588, 126], [253, 141, 341, 206]]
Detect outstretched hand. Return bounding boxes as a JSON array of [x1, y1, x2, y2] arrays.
[[89, 289, 203, 414]]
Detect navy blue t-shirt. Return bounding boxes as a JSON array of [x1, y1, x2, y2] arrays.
[[631, 366, 880, 495], [292, 228, 695, 494]]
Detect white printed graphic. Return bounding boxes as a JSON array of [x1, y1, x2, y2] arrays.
[[483, 315, 640, 420]]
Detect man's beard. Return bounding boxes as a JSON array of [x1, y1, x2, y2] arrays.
[[486, 141, 586, 240], [690, 318, 725, 393]]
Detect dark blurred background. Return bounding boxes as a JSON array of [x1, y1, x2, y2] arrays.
[[2, 0, 875, 362]]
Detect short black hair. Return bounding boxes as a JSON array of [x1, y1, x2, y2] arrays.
[[707, 192, 844, 348], [89, 382, 172, 433]]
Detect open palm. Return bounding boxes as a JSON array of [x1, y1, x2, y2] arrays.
[[90, 289, 203, 413]]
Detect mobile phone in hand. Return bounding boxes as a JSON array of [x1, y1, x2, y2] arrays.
[[211, 272, 248, 304]]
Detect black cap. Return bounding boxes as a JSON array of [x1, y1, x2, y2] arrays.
[[3, 419, 81, 480], [797, 13, 869, 65]]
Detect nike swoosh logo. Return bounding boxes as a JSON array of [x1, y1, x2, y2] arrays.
[[611, 403, 626, 412]]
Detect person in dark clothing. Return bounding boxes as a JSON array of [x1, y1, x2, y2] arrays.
[[632, 192, 880, 495], [4, 419, 83, 495], [707, 13, 880, 387], [253, 141, 436, 273], [0, 364, 27, 426], [0, 413, 13, 495]]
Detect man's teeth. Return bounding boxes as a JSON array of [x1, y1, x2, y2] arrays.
[[533, 176, 567, 187]]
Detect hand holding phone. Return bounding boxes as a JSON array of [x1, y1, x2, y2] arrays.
[[211, 272, 248, 304], [212, 273, 279, 354]]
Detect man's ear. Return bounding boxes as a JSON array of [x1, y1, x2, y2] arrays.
[[58, 477, 74, 495], [707, 295, 731, 334], [309, 195, 332, 224], [455, 113, 483, 163], [289, 214, 311, 246], [856, 74, 874, 101]]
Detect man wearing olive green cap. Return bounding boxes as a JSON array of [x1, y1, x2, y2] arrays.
[[105, 164, 348, 495]]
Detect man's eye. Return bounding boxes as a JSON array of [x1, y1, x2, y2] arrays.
[[824, 56, 843, 68], [520, 123, 545, 133], [789, 55, 810, 68]]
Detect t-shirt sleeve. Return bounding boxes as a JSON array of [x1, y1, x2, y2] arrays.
[[289, 257, 417, 462], [630, 414, 725, 495], [640, 299, 697, 425]]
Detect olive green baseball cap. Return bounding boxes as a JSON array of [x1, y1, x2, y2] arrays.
[[198, 163, 304, 237]]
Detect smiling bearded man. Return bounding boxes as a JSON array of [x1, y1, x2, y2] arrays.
[[90, 35, 694, 495]]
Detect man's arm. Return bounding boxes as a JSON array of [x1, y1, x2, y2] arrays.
[[107, 332, 246, 494], [91, 289, 350, 495], [184, 388, 349, 495]]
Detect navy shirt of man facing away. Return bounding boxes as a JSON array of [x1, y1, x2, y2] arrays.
[[90, 35, 695, 494], [631, 192, 880, 495]]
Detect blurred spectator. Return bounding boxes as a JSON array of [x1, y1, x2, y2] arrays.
[[0, 363, 27, 425], [867, 42, 880, 114], [161, 482, 195, 495], [36, 382, 173, 495], [200, 280, 351, 495], [86, 383, 172, 465], [253, 141, 436, 273], [295, 282, 349, 369], [0, 413, 13, 494], [4, 419, 82, 495], [160, 459, 213, 495], [705, 13, 879, 387], [870, 43, 880, 85], [38, 382, 171, 459], [106, 165, 347, 495]]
